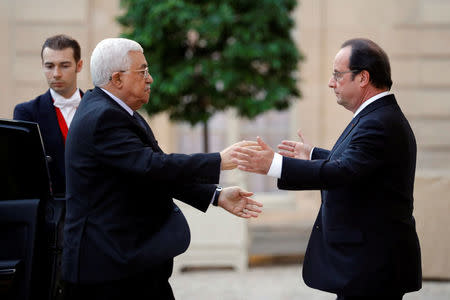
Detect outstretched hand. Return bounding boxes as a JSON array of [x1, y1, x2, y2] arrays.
[[218, 186, 263, 218], [277, 129, 312, 160], [230, 136, 274, 175], [220, 140, 261, 170]]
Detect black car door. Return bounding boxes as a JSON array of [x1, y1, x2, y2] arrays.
[[0, 119, 64, 300]]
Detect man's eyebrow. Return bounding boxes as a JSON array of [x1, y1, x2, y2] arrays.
[[44, 60, 72, 65]]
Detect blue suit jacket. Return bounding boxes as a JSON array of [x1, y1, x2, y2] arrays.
[[278, 94, 421, 296], [13, 89, 83, 196], [63, 87, 220, 284]]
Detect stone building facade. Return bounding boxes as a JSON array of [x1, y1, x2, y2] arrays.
[[0, 0, 448, 279]]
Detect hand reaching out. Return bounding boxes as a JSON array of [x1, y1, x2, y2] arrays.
[[218, 186, 263, 218], [277, 129, 312, 160], [230, 136, 274, 175], [220, 140, 261, 170]]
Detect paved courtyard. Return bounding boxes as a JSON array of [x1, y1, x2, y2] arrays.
[[171, 265, 450, 300]]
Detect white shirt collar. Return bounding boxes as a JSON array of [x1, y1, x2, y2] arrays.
[[51, 88, 81, 109], [353, 91, 390, 118], [100, 88, 134, 116]]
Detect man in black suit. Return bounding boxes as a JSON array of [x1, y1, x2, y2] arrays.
[[14, 34, 83, 197], [63, 37, 262, 300], [231, 38, 421, 299]]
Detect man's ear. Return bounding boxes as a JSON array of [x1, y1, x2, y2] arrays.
[[109, 72, 123, 88], [76, 59, 83, 73], [359, 70, 370, 87]]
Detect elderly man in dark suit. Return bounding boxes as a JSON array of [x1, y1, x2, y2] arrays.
[[63, 37, 262, 300], [14, 34, 83, 197], [231, 38, 422, 300]]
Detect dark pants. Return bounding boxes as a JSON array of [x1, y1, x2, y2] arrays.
[[64, 272, 174, 300], [336, 294, 404, 300]]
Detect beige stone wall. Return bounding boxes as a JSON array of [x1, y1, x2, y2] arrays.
[[1, 0, 449, 279]]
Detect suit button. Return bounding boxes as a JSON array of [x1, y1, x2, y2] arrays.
[[174, 206, 180, 212], [315, 225, 320, 229]]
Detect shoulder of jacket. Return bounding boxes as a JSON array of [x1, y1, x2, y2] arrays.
[[18, 90, 51, 106]]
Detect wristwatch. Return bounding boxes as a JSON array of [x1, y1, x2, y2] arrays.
[[212, 186, 223, 206]]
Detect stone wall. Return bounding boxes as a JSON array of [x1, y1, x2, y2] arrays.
[[1, 0, 448, 279]]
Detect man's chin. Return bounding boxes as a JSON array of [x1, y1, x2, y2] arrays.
[[144, 92, 150, 102], [51, 86, 65, 93], [138, 98, 149, 109]]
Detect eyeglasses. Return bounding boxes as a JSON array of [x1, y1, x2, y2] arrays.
[[332, 70, 359, 81], [120, 67, 150, 79]]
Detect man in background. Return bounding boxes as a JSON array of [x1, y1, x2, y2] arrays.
[[14, 34, 83, 197], [232, 38, 422, 299]]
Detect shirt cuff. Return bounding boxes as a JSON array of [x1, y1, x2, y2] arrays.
[[267, 152, 282, 178], [210, 191, 216, 204], [309, 147, 315, 160]]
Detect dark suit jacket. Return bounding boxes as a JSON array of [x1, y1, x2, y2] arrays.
[[63, 87, 220, 284], [13, 89, 83, 196], [278, 94, 422, 296]]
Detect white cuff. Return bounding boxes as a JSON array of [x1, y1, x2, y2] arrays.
[[267, 152, 282, 178], [309, 147, 315, 160], [210, 190, 216, 204]]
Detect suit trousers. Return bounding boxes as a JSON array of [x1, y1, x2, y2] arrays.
[[64, 270, 174, 300]]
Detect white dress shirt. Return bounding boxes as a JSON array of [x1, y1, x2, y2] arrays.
[[267, 91, 390, 178], [51, 88, 82, 128]]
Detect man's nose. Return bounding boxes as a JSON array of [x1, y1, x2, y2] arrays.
[[328, 77, 336, 88], [52, 66, 62, 78], [146, 74, 154, 84]]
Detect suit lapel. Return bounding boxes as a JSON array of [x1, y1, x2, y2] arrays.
[[39, 90, 65, 147], [39, 90, 65, 143], [133, 111, 162, 152], [94, 88, 162, 153], [39, 89, 84, 141], [328, 94, 397, 159], [38, 89, 85, 181], [329, 119, 357, 157]]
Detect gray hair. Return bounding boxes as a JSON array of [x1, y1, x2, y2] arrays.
[[90, 38, 143, 87]]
